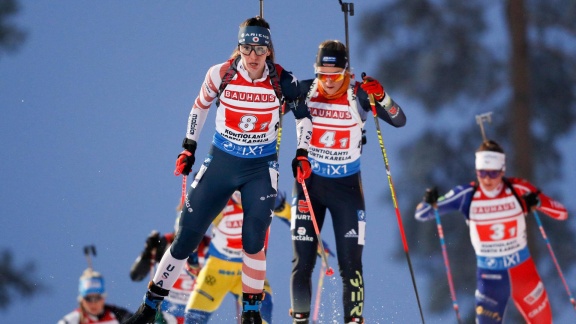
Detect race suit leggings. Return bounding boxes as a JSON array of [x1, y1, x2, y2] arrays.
[[184, 257, 274, 324], [475, 257, 551, 323], [290, 172, 365, 320], [171, 145, 278, 263]]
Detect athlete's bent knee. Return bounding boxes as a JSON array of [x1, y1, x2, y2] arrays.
[[171, 228, 206, 259], [242, 218, 270, 254]]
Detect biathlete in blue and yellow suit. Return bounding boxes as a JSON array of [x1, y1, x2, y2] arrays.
[[125, 16, 312, 324], [184, 191, 291, 323]]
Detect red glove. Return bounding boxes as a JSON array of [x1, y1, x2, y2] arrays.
[[360, 76, 385, 101], [175, 150, 194, 176], [297, 158, 312, 183], [292, 149, 312, 183], [174, 138, 197, 176]]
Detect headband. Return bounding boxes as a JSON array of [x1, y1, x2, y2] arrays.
[[238, 26, 271, 46], [315, 48, 348, 69], [79, 275, 105, 297], [475, 151, 506, 170]]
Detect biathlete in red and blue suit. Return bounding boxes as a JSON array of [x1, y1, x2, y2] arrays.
[[415, 140, 568, 324], [125, 16, 312, 324]]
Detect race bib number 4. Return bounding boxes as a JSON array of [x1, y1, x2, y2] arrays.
[[226, 110, 273, 133], [311, 128, 350, 149], [477, 219, 518, 241]]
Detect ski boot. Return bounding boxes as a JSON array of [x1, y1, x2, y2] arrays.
[[344, 316, 365, 323], [122, 282, 169, 324], [289, 309, 310, 324], [241, 292, 264, 324]]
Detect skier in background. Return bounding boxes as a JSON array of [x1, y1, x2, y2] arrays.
[[58, 268, 132, 324], [129, 221, 210, 324], [124, 15, 311, 324], [415, 139, 568, 323], [289, 39, 406, 324]]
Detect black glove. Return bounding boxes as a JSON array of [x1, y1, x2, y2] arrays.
[[129, 231, 167, 281], [174, 138, 197, 176], [424, 187, 439, 205], [522, 191, 540, 210], [145, 231, 161, 251], [144, 231, 168, 261]]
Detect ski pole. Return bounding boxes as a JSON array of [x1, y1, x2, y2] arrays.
[[475, 112, 493, 142], [259, 0, 264, 18], [149, 245, 157, 282], [337, 0, 354, 69], [433, 207, 462, 323], [237, 296, 241, 324], [180, 175, 187, 206], [300, 179, 334, 276], [276, 103, 285, 157], [171, 174, 188, 279], [83, 245, 96, 271], [362, 72, 425, 323], [533, 210, 576, 310], [312, 263, 326, 324]]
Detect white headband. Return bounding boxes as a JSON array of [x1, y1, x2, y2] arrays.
[[475, 151, 505, 170]]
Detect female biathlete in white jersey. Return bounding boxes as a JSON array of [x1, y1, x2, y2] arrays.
[[415, 140, 568, 324], [125, 16, 312, 324], [288, 40, 406, 324]]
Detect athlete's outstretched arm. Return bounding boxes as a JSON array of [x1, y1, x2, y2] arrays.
[[415, 184, 475, 221]]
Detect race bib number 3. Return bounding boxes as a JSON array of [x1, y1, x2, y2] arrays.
[[477, 219, 518, 241], [311, 128, 350, 149], [226, 110, 272, 133]]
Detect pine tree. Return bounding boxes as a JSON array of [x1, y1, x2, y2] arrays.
[[0, 250, 44, 310], [0, 0, 26, 57]]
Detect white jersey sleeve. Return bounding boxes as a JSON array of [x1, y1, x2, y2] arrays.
[[185, 63, 227, 141]]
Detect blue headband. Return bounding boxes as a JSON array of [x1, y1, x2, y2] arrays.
[[238, 26, 271, 46]]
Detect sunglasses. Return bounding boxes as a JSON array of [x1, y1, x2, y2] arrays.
[[83, 295, 103, 303], [476, 170, 502, 179], [315, 69, 346, 83], [238, 44, 269, 56]]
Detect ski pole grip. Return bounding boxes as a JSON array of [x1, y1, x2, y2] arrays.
[[361, 72, 377, 111]]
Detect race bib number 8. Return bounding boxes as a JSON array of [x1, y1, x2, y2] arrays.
[[226, 110, 273, 133], [311, 128, 350, 149], [477, 219, 518, 241]]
